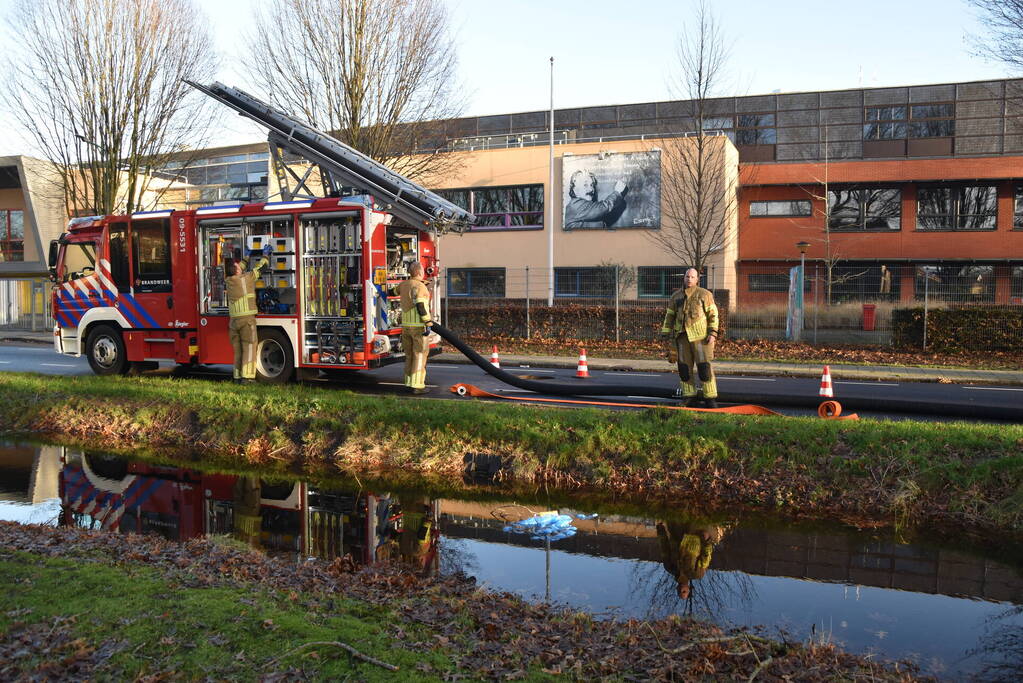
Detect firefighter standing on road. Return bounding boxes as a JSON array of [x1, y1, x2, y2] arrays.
[[661, 268, 720, 408], [225, 245, 271, 383], [398, 261, 433, 394]]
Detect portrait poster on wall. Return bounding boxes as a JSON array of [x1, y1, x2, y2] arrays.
[[561, 150, 660, 230]]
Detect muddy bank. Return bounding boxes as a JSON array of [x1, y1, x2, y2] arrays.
[[2, 372, 1022, 541]]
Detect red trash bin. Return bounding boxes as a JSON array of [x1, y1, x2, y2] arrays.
[[862, 303, 876, 331]]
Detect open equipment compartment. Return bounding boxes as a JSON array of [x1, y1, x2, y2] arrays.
[[300, 211, 364, 366]]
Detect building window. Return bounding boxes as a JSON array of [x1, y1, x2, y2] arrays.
[[701, 116, 733, 132], [915, 264, 995, 302], [828, 187, 901, 230], [864, 103, 953, 140], [638, 266, 688, 297], [554, 267, 614, 297], [748, 272, 812, 293], [828, 262, 900, 302], [736, 114, 776, 145], [1012, 266, 1023, 303], [908, 104, 954, 138], [446, 268, 506, 297], [437, 184, 543, 230], [1014, 187, 1023, 229], [750, 200, 812, 217], [0, 209, 24, 262], [917, 185, 997, 231]]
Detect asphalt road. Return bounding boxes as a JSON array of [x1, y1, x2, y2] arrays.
[[2, 342, 1020, 423]]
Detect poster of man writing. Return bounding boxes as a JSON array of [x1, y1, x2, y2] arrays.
[[562, 150, 660, 230]]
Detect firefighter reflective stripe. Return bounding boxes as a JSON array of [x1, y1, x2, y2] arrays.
[[226, 258, 268, 318], [230, 316, 258, 379], [662, 287, 718, 341], [402, 327, 429, 389]]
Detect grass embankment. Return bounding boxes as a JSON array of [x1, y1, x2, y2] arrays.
[[0, 522, 921, 680], [2, 372, 1022, 537]]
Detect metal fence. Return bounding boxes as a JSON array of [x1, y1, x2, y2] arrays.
[[0, 278, 52, 332], [440, 263, 1023, 348]]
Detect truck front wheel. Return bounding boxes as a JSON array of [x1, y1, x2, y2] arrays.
[[255, 328, 294, 384], [85, 324, 129, 376]]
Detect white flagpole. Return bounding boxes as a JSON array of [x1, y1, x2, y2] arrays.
[[547, 56, 555, 307]]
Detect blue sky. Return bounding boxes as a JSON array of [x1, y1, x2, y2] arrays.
[[1, 0, 1016, 153]]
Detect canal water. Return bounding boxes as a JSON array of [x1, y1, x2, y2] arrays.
[[2, 440, 1021, 679]]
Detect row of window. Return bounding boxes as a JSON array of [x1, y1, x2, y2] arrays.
[[750, 184, 1023, 231], [863, 103, 955, 140], [679, 102, 956, 146], [1, 209, 24, 262], [449, 263, 1023, 301], [748, 263, 1023, 303], [447, 266, 702, 298]]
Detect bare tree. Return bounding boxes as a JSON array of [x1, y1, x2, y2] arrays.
[[2, 0, 218, 216], [245, 0, 464, 184], [797, 126, 889, 305], [968, 0, 1023, 69], [647, 1, 739, 278]]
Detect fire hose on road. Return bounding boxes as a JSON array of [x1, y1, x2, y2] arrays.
[[430, 323, 1022, 422]]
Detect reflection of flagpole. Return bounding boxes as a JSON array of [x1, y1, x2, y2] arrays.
[[545, 535, 551, 602], [547, 56, 555, 307]]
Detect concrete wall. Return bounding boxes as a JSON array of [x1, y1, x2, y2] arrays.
[[0, 156, 66, 277]]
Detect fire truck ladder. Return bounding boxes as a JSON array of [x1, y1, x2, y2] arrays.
[[185, 81, 476, 235]]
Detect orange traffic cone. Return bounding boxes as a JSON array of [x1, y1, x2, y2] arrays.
[[819, 365, 834, 398], [490, 345, 501, 368], [576, 348, 590, 378]]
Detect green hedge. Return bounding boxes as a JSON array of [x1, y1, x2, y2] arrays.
[[892, 306, 1023, 351]]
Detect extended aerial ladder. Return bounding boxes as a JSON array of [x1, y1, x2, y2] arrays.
[[185, 81, 475, 235]]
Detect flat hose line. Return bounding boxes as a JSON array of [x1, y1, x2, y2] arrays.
[[430, 323, 1023, 422]]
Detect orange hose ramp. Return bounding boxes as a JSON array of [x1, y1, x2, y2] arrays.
[[449, 383, 857, 419]]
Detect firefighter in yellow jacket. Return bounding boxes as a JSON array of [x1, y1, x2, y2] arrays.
[[660, 268, 720, 408], [225, 246, 270, 383], [398, 261, 433, 394]]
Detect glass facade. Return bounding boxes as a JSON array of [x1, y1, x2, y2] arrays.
[[437, 184, 543, 230], [864, 103, 953, 140], [161, 151, 269, 208]]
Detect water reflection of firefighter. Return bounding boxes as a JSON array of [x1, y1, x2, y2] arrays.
[[372, 493, 439, 576], [656, 521, 726, 600], [232, 475, 262, 547]]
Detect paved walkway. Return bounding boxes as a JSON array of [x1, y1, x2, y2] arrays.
[[5, 329, 1021, 386]]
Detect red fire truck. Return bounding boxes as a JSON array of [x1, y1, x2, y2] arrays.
[[48, 83, 474, 382]]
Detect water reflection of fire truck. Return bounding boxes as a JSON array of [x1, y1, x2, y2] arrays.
[[57, 449, 438, 573]]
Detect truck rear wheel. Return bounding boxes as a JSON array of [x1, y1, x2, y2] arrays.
[[85, 324, 129, 376], [256, 328, 294, 384]]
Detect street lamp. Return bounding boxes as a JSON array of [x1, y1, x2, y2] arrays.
[[795, 241, 810, 341]]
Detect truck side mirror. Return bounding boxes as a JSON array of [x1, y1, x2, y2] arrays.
[[47, 240, 59, 282]]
